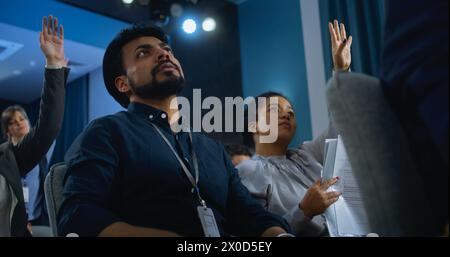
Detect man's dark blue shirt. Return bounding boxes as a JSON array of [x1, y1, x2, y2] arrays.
[[58, 102, 289, 236]]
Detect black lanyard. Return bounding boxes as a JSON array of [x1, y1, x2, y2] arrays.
[[151, 123, 206, 207]]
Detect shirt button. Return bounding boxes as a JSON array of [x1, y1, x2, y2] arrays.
[[149, 114, 154, 119], [161, 113, 167, 119]]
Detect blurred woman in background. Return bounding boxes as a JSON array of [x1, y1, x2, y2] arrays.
[[0, 15, 69, 236]]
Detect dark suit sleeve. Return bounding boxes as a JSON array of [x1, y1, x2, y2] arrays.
[[222, 148, 291, 236], [57, 119, 120, 237], [14, 68, 69, 176]]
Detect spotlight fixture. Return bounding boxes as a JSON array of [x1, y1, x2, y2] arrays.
[[122, 0, 134, 4], [202, 17, 216, 32], [182, 19, 197, 34]]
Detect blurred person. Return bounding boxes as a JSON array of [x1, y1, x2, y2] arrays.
[[380, 0, 449, 236], [2, 105, 55, 232], [0, 15, 69, 236]]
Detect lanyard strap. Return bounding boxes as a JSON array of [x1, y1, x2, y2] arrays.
[[151, 123, 205, 206]]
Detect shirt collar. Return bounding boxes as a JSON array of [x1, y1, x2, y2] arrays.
[[254, 154, 287, 161], [127, 102, 192, 132], [127, 102, 170, 127]]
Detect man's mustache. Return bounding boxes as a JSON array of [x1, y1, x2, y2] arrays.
[[151, 61, 180, 76]]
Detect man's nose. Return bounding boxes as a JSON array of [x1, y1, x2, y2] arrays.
[[157, 49, 170, 62]]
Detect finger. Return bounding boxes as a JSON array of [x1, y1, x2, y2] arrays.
[[328, 22, 337, 43], [53, 17, 58, 35], [59, 24, 64, 40], [347, 35, 353, 48], [42, 16, 48, 35], [328, 22, 337, 49], [340, 23, 347, 40], [326, 191, 342, 199], [321, 177, 339, 189], [321, 178, 335, 189], [326, 196, 340, 206], [48, 15, 54, 35], [314, 179, 322, 187], [334, 20, 341, 41]]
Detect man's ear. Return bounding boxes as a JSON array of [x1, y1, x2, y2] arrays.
[[115, 75, 130, 94]]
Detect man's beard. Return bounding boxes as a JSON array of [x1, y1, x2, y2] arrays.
[[129, 71, 185, 100]]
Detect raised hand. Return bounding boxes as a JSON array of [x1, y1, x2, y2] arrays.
[[39, 15, 67, 67], [329, 20, 352, 72]]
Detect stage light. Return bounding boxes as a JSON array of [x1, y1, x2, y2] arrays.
[[182, 19, 197, 34], [122, 0, 134, 4], [202, 17, 216, 32], [170, 3, 184, 18]]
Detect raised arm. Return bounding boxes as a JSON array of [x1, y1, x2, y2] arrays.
[[14, 15, 69, 175], [40, 15, 68, 67], [300, 21, 353, 161]]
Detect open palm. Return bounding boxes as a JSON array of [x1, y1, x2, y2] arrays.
[[39, 15, 67, 66], [329, 20, 352, 71]]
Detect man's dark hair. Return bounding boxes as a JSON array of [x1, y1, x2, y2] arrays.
[[224, 144, 253, 159], [243, 91, 291, 148], [103, 25, 169, 108]]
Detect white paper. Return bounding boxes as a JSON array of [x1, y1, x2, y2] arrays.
[[323, 136, 372, 236], [322, 139, 338, 236]]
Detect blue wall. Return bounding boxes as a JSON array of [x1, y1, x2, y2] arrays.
[[0, 0, 130, 122], [238, 0, 312, 146], [88, 68, 124, 122], [0, 0, 129, 49]]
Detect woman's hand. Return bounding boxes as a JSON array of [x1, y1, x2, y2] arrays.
[[299, 177, 342, 219], [39, 15, 67, 67], [329, 20, 352, 72]]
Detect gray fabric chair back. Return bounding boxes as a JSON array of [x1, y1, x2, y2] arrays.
[[44, 162, 67, 237], [326, 72, 435, 236]]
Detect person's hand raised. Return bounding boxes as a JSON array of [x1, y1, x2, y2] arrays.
[[39, 15, 67, 67], [329, 20, 352, 71]]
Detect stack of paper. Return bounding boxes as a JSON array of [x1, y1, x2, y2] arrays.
[[322, 136, 373, 237]]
